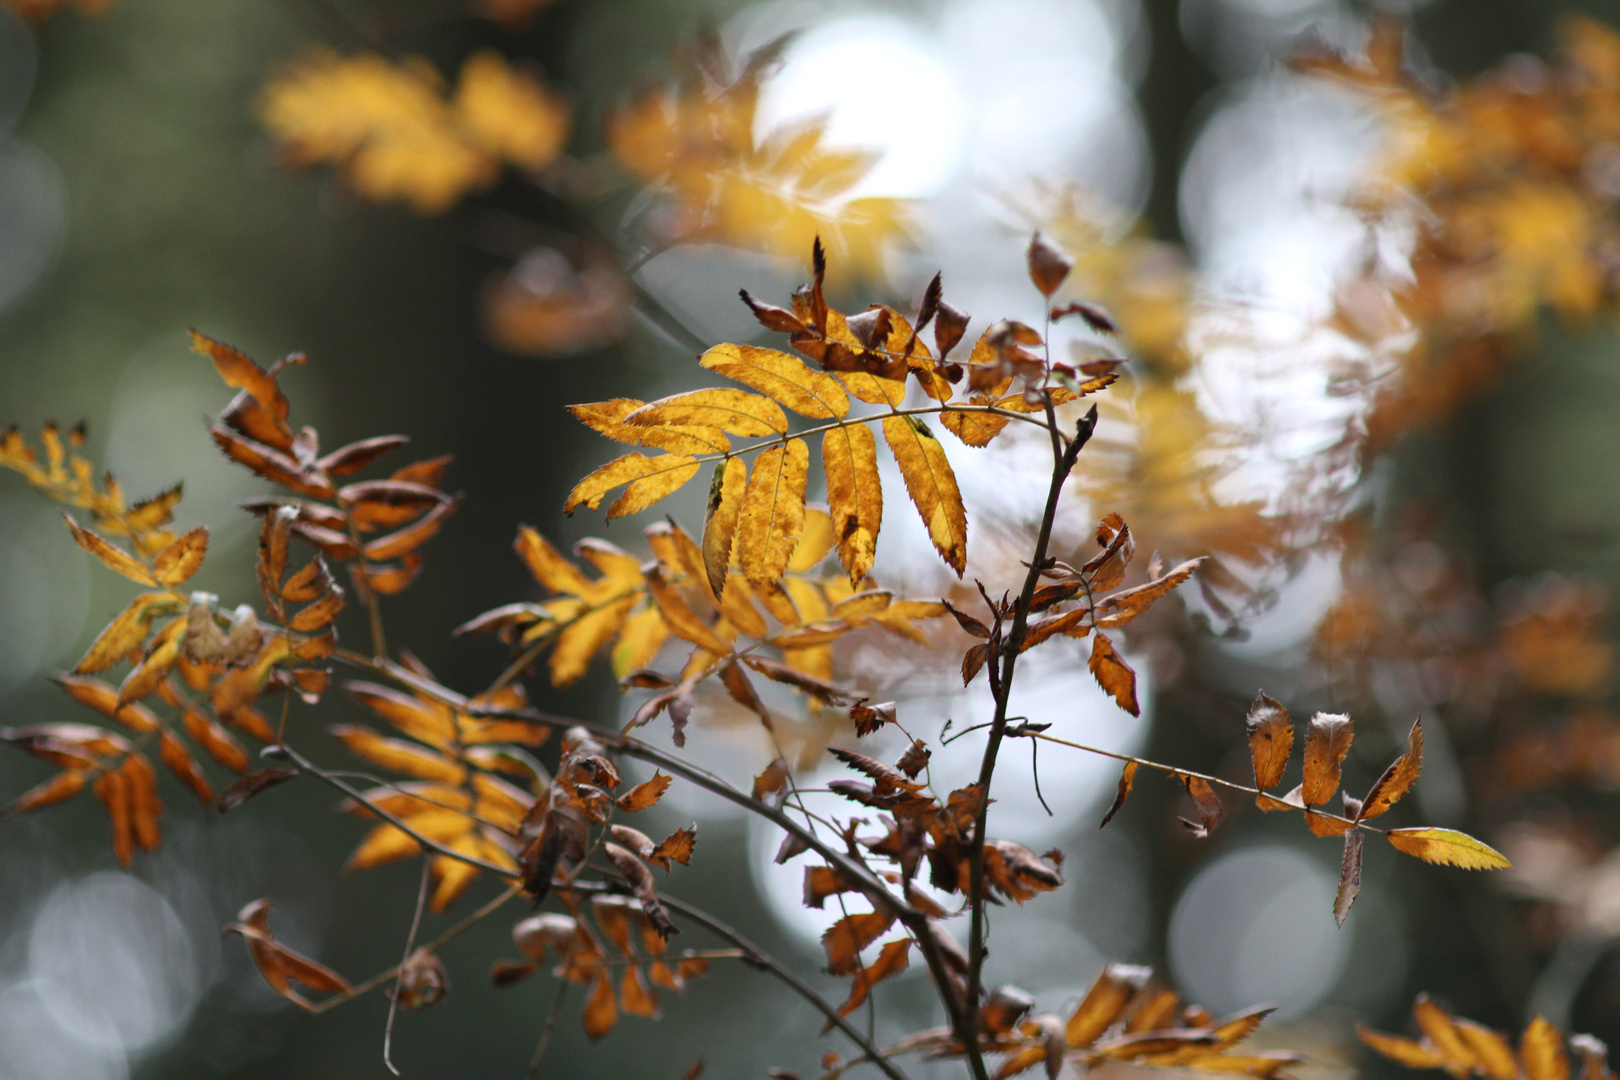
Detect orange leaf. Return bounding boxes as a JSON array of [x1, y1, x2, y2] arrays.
[[1088, 632, 1138, 715]]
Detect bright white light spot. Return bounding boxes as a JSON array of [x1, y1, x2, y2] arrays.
[[756, 16, 967, 200], [29, 873, 204, 1054], [0, 985, 128, 1080], [1168, 845, 1347, 1017]]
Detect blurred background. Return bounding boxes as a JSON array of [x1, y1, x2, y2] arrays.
[[3, 0, 1620, 1077]]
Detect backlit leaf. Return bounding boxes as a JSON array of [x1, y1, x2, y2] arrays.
[[1088, 632, 1138, 715], [62, 513, 156, 585], [1386, 828, 1512, 870], [563, 453, 700, 518], [699, 343, 849, 419], [1301, 712, 1353, 807], [736, 438, 809, 587], [822, 422, 882, 585], [881, 414, 966, 576], [151, 526, 208, 587], [1245, 692, 1293, 793], [1099, 759, 1137, 828], [1359, 718, 1423, 821], [701, 457, 747, 598], [624, 388, 788, 436]]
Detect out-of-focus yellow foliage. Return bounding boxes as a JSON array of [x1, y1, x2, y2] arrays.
[[4, 0, 110, 22], [1077, 378, 1288, 617], [1037, 187, 1195, 373], [608, 35, 910, 281], [260, 49, 570, 214], [1300, 17, 1620, 444]]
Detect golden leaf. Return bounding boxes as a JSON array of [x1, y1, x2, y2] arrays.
[[1359, 718, 1423, 821], [822, 423, 882, 585], [736, 438, 809, 587], [699, 344, 849, 419], [1386, 828, 1512, 870], [881, 415, 966, 575], [563, 452, 700, 519], [624, 388, 788, 437], [1301, 713, 1353, 807], [1245, 692, 1293, 793], [567, 399, 729, 456], [453, 50, 570, 170], [62, 512, 156, 585]]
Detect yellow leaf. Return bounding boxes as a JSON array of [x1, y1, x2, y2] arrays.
[[563, 453, 700, 519], [788, 504, 836, 573], [330, 725, 467, 785], [515, 526, 591, 596], [62, 513, 156, 585], [612, 605, 669, 679], [260, 50, 494, 214], [74, 591, 184, 674], [940, 404, 1010, 448], [453, 50, 569, 171], [701, 457, 747, 598], [699, 343, 849, 419], [737, 438, 809, 587], [1386, 828, 1511, 870], [881, 415, 966, 575], [551, 595, 638, 687], [567, 399, 730, 456], [821, 423, 882, 584], [625, 388, 788, 436], [645, 565, 732, 655]]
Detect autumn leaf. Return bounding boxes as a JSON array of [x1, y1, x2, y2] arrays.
[[882, 414, 966, 576], [1100, 760, 1137, 828], [62, 513, 156, 585], [701, 457, 746, 598], [564, 452, 700, 519], [736, 439, 809, 587], [1301, 713, 1353, 806], [1088, 632, 1138, 715], [699, 344, 849, 419], [1245, 692, 1293, 794], [1386, 828, 1512, 870], [821, 422, 882, 585], [1359, 718, 1423, 820]]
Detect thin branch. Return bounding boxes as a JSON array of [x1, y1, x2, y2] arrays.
[[526, 980, 570, 1080], [329, 647, 975, 1051], [1026, 730, 1385, 835], [306, 882, 524, 1015], [277, 743, 518, 875], [961, 399, 1096, 1080], [383, 859, 432, 1074]]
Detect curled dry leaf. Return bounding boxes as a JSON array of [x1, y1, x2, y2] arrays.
[[1100, 759, 1137, 828], [1088, 632, 1138, 715], [226, 898, 350, 1011]]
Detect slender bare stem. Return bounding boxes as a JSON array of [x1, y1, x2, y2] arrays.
[[526, 979, 570, 1079], [960, 399, 1096, 1080], [383, 859, 432, 1074], [1026, 731, 1385, 834]]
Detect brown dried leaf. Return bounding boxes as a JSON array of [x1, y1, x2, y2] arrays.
[[753, 756, 791, 801], [1027, 232, 1074, 297], [217, 768, 298, 811], [830, 937, 911, 1024], [1100, 759, 1137, 828], [226, 898, 350, 1011], [1089, 632, 1138, 715], [821, 910, 895, 975], [1335, 829, 1363, 927], [701, 457, 747, 598], [617, 772, 671, 812], [1245, 692, 1293, 792], [1301, 713, 1353, 807], [1359, 718, 1423, 821]]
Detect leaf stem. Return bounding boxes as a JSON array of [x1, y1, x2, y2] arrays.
[[382, 858, 431, 1074]]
